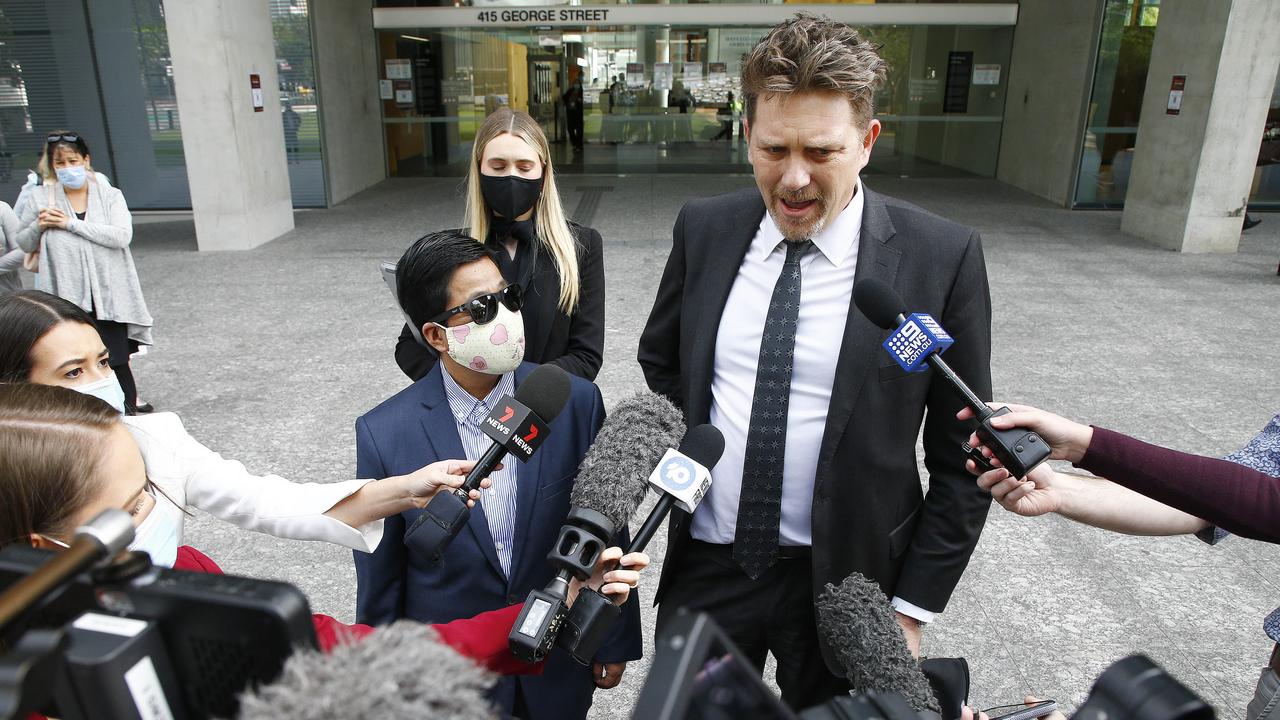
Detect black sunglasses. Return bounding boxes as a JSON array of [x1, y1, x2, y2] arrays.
[[47, 133, 80, 145], [431, 283, 523, 326]]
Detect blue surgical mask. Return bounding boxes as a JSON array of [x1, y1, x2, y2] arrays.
[[56, 165, 87, 189], [73, 374, 126, 414], [129, 491, 181, 568]]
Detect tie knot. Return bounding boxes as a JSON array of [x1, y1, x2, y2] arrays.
[[784, 239, 813, 265]]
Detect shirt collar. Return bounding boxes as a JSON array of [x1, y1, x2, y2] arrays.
[[756, 179, 864, 267], [441, 368, 516, 425]]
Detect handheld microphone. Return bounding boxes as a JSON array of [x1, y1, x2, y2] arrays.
[[236, 620, 497, 720], [404, 364, 572, 564], [815, 571, 940, 715], [0, 509, 133, 637], [557, 422, 723, 666], [853, 278, 1050, 480], [628, 423, 725, 553], [509, 391, 685, 664]]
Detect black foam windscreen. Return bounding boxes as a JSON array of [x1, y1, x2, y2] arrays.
[[569, 391, 686, 534], [678, 424, 725, 469], [514, 364, 572, 422], [853, 278, 908, 330], [815, 572, 940, 715], [237, 621, 496, 720]]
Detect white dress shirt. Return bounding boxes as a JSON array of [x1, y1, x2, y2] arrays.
[[692, 182, 934, 623]]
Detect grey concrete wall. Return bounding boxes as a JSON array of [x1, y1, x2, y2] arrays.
[[311, 0, 386, 206], [996, 0, 1104, 206], [1120, 0, 1280, 252], [164, 0, 293, 251]]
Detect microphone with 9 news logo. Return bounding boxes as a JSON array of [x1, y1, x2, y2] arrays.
[[854, 278, 1050, 480]]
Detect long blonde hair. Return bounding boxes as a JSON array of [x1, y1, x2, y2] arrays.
[[463, 109, 580, 313]]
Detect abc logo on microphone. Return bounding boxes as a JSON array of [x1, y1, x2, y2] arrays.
[[648, 448, 711, 514]]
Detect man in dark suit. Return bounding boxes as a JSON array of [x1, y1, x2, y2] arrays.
[[638, 14, 993, 710], [355, 230, 641, 720]]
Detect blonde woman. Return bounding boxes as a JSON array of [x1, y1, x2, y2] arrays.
[[15, 130, 152, 412], [395, 108, 605, 382]]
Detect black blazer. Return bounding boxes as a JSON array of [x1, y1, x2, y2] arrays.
[[637, 186, 994, 670], [395, 223, 606, 382]]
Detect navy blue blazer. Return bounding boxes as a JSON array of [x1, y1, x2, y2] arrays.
[[353, 362, 642, 720]]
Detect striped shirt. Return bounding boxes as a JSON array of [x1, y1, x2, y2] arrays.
[[442, 370, 520, 578]]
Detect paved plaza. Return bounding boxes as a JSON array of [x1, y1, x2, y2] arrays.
[[126, 175, 1279, 717]]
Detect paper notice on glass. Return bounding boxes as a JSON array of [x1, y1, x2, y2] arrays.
[[654, 63, 673, 91], [626, 63, 644, 88], [683, 62, 703, 89], [972, 64, 1001, 85], [709, 62, 728, 85], [379, 79, 393, 100], [385, 59, 412, 80]]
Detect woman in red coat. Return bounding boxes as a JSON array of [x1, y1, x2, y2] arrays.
[[0, 383, 648, 677]]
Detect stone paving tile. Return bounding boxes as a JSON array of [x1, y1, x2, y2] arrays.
[[122, 175, 1280, 719]]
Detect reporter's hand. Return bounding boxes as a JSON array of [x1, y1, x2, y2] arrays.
[[970, 461, 1060, 518], [592, 661, 626, 690], [1023, 696, 1066, 720], [960, 707, 989, 720], [957, 402, 1093, 464], [401, 459, 492, 509], [568, 546, 649, 607]]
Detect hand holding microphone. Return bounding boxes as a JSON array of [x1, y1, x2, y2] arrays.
[[956, 403, 1094, 465]]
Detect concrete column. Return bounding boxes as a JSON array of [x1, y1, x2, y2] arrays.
[[996, 0, 1105, 206], [311, 0, 386, 206], [1121, 0, 1280, 253], [164, 0, 292, 251]]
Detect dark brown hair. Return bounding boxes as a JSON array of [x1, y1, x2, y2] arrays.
[[0, 290, 98, 383], [740, 13, 888, 127], [0, 384, 118, 549]]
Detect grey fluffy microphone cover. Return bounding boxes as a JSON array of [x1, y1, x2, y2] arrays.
[[569, 390, 686, 533], [816, 571, 941, 714], [236, 621, 496, 720]]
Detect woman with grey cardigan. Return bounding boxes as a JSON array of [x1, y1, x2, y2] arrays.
[[16, 131, 153, 411], [0, 201, 22, 294]]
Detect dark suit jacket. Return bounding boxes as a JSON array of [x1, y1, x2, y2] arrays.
[[637, 186, 993, 671], [352, 362, 641, 720], [396, 223, 606, 382]]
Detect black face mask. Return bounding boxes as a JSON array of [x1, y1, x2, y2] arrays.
[[480, 173, 544, 220]]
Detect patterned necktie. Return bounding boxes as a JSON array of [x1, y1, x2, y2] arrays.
[[734, 239, 812, 579]]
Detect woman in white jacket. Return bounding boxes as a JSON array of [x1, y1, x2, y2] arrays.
[[15, 131, 152, 412], [0, 290, 487, 566]]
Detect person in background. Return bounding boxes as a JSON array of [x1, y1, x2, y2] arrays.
[[15, 131, 153, 413], [563, 76, 585, 150], [283, 101, 302, 161], [0, 289, 488, 565], [963, 402, 1279, 720], [0, 198, 21, 294], [395, 108, 604, 383]]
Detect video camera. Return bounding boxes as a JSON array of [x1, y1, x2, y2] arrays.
[[637, 610, 1216, 720], [0, 513, 314, 720]]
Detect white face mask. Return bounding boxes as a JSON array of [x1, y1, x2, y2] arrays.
[[434, 303, 526, 375], [73, 374, 126, 414], [128, 491, 181, 568]]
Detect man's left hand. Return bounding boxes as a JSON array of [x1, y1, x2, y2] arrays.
[[592, 661, 626, 689], [894, 612, 922, 657]]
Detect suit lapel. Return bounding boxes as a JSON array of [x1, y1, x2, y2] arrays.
[[508, 364, 544, 588], [416, 368, 506, 580], [688, 193, 765, 425], [815, 187, 901, 490]]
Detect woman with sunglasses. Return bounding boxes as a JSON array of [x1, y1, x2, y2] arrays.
[[14, 131, 153, 413], [395, 108, 604, 383], [0, 289, 493, 566], [0, 383, 649, 675]]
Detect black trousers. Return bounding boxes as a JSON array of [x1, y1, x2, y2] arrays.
[[656, 540, 850, 711]]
